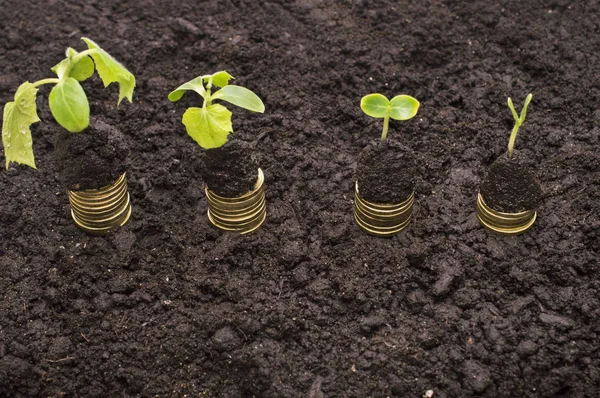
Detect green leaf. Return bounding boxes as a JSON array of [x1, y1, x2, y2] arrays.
[[51, 58, 70, 79], [168, 76, 206, 102], [206, 71, 234, 88], [81, 37, 135, 105], [360, 94, 390, 118], [389, 95, 420, 120], [507, 97, 519, 123], [182, 104, 233, 149], [52, 57, 95, 82], [2, 82, 40, 169], [70, 56, 95, 81], [49, 77, 90, 132], [213, 85, 265, 113]]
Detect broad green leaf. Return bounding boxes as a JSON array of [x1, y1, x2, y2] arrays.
[[213, 85, 265, 113], [49, 78, 90, 132], [204, 71, 234, 88], [389, 95, 419, 120], [2, 82, 40, 169], [168, 76, 206, 102], [182, 104, 232, 149], [81, 37, 135, 105], [360, 94, 390, 118]]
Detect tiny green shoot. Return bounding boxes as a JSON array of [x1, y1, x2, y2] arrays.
[[360, 93, 420, 140], [168, 71, 265, 149], [2, 38, 135, 169], [507, 93, 533, 159]]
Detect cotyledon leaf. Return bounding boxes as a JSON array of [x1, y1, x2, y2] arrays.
[[69, 55, 95, 81], [51, 50, 95, 81], [389, 95, 420, 120], [2, 82, 40, 169], [81, 37, 135, 105], [182, 104, 233, 149], [360, 93, 390, 118], [49, 77, 90, 133], [213, 85, 265, 113]]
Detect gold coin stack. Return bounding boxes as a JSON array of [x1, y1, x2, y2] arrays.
[[476, 192, 536, 235], [354, 182, 414, 237], [68, 172, 132, 236], [206, 168, 266, 234]]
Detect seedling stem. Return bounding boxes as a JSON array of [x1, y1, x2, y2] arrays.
[[507, 93, 532, 159], [382, 116, 390, 141]]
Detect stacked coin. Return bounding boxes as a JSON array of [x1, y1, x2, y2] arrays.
[[206, 168, 266, 234], [354, 183, 414, 237], [68, 172, 132, 236], [476, 192, 536, 235]]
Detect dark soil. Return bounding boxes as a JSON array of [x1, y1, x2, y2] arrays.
[[53, 118, 129, 190], [479, 149, 544, 212], [201, 138, 258, 197], [1, 0, 599, 397], [356, 139, 416, 203]]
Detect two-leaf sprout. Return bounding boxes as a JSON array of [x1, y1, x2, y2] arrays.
[[507, 93, 532, 159], [168, 71, 265, 149], [360, 93, 420, 140], [1, 37, 135, 169]]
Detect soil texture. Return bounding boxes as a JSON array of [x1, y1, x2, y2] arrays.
[[356, 139, 416, 203], [479, 150, 544, 212], [1, 0, 599, 397], [53, 118, 129, 190], [201, 138, 258, 197]]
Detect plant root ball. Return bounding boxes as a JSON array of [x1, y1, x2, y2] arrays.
[[479, 150, 543, 213], [201, 138, 258, 197], [53, 119, 129, 191], [356, 139, 416, 203]]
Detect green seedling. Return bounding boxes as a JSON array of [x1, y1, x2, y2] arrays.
[[507, 93, 533, 159], [2, 38, 135, 169], [360, 93, 420, 140], [168, 71, 265, 149]]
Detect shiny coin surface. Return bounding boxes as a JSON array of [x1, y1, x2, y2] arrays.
[[68, 172, 132, 236], [476, 192, 536, 235], [354, 182, 414, 237], [206, 168, 266, 234]]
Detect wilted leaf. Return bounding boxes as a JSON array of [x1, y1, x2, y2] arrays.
[[81, 37, 135, 105], [2, 82, 40, 169]]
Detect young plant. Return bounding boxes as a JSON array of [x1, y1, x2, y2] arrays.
[[168, 71, 265, 149], [360, 93, 420, 140], [507, 93, 533, 159], [2, 37, 135, 169]]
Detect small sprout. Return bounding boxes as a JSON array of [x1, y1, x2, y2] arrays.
[[507, 93, 533, 159], [360, 93, 419, 140], [168, 71, 264, 149], [1, 38, 135, 169]]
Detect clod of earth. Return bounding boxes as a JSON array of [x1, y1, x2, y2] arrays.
[[356, 139, 416, 204], [479, 149, 543, 213]]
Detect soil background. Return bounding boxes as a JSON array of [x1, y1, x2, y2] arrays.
[[1, 0, 599, 397]]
